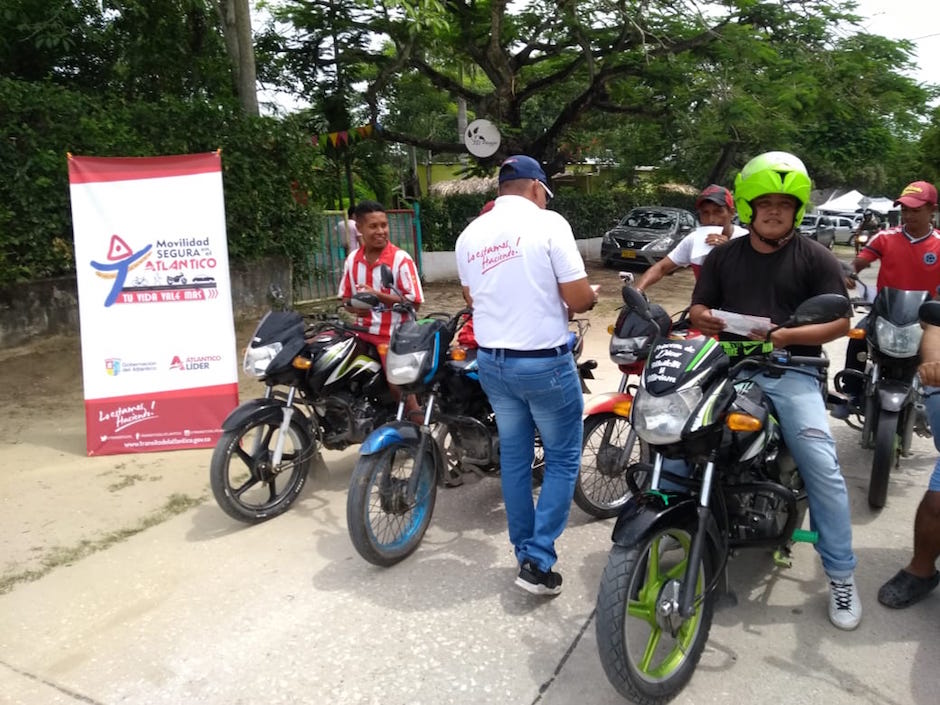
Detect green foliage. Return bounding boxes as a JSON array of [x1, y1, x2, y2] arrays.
[[0, 78, 328, 287], [2, 0, 234, 101], [417, 195, 487, 251]]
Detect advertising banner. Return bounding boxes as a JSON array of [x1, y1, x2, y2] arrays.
[[68, 152, 239, 456]]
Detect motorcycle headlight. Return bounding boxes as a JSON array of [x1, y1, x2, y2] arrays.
[[873, 319, 923, 358], [386, 350, 428, 385], [631, 386, 703, 445], [243, 342, 282, 377]]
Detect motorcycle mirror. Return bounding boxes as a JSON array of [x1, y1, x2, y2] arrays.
[[349, 292, 380, 310], [379, 264, 394, 289], [621, 286, 652, 319], [919, 300, 940, 327], [780, 294, 852, 328]]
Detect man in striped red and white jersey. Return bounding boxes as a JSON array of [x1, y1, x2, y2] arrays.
[[338, 200, 424, 410], [339, 200, 423, 343]]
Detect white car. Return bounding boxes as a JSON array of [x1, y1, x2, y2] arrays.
[[832, 215, 858, 245]]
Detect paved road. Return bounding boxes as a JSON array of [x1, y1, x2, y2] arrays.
[[2, 258, 938, 705]]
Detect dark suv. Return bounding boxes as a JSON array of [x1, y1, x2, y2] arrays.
[[798, 213, 836, 249], [601, 206, 697, 268]]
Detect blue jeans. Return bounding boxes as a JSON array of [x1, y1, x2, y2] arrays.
[[662, 368, 857, 579], [923, 388, 940, 491], [476, 350, 584, 572]]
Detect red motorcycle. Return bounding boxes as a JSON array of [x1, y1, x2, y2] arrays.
[[576, 277, 677, 518]]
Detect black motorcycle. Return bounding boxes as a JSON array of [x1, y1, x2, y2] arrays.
[[594, 287, 850, 704], [832, 281, 930, 508], [345, 305, 594, 567], [210, 278, 408, 523]]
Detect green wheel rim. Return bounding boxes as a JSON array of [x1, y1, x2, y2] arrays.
[[625, 532, 704, 679]]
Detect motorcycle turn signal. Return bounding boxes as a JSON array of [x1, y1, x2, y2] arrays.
[[726, 412, 762, 432]]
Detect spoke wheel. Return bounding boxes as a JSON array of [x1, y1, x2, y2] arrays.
[[596, 528, 713, 705], [346, 442, 437, 566], [576, 413, 648, 518], [532, 431, 546, 487], [209, 412, 313, 523], [869, 408, 899, 509]]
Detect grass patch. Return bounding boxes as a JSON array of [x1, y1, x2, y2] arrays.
[[107, 473, 147, 491], [0, 492, 205, 595]]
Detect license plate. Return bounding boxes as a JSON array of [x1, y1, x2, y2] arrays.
[[621, 249, 636, 259]]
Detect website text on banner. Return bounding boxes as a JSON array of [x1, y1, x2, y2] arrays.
[[68, 152, 239, 456]]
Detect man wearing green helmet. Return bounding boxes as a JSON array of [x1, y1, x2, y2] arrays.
[[688, 151, 861, 630]]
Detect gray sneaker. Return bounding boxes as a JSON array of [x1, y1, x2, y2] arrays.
[[828, 575, 862, 630]]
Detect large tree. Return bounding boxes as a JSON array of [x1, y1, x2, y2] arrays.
[[260, 0, 933, 187]]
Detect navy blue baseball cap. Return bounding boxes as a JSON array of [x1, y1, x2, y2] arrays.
[[498, 155, 552, 196]]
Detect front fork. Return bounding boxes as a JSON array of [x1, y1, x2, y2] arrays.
[[403, 391, 437, 500], [648, 453, 717, 619], [271, 387, 297, 466]]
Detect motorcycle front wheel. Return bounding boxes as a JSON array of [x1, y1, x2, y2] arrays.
[[346, 441, 437, 566], [209, 412, 314, 523], [869, 408, 899, 509], [576, 413, 648, 519], [596, 528, 713, 705]]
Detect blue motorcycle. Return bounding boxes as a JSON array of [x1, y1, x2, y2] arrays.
[[345, 303, 594, 567]]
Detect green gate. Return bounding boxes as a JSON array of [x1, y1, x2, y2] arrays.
[[296, 207, 422, 305]]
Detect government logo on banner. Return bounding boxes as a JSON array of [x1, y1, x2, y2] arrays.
[[68, 152, 239, 456]]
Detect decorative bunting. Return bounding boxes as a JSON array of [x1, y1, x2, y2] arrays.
[[310, 123, 383, 150]]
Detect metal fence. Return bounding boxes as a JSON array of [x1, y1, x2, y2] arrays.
[[295, 208, 421, 305]]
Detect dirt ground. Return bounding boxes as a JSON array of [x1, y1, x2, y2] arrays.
[[0, 261, 693, 591]]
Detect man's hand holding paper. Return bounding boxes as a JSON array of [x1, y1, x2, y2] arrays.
[[710, 309, 773, 338]]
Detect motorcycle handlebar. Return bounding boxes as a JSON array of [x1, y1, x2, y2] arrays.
[[732, 351, 829, 376], [787, 355, 830, 369]]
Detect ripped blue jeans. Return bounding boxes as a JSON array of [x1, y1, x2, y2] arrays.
[[663, 368, 857, 579]]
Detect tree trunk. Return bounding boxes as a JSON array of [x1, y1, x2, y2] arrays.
[[233, 0, 259, 115], [706, 141, 740, 187], [212, 0, 258, 116]]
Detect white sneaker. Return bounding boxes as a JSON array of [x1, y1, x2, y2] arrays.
[[828, 575, 862, 630]]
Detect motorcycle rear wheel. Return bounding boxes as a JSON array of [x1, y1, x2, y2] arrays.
[[209, 413, 314, 523], [596, 528, 713, 705], [346, 441, 437, 566], [576, 413, 647, 519], [869, 408, 899, 509]]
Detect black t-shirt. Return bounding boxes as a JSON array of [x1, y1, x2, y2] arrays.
[[691, 233, 848, 356]]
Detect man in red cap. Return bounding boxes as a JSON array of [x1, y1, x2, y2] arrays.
[[836, 180, 940, 413], [635, 184, 748, 293]]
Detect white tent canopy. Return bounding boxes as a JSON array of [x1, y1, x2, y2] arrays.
[[818, 189, 898, 214], [866, 196, 898, 213]]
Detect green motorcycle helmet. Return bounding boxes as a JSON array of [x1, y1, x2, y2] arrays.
[[733, 151, 812, 226]]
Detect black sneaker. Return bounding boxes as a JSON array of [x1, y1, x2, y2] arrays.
[[515, 560, 563, 596]]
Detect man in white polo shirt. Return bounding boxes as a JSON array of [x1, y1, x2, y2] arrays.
[[455, 155, 597, 596], [635, 184, 748, 293]]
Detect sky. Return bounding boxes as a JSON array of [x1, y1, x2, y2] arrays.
[[850, 0, 940, 87]]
